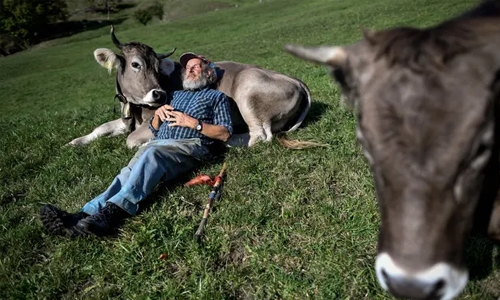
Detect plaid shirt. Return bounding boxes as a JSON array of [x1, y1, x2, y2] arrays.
[[149, 87, 233, 146]]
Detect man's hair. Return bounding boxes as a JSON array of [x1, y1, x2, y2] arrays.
[[200, 60, 217, 85]]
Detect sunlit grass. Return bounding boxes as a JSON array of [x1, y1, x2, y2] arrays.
[[1, 0, 497, 299]]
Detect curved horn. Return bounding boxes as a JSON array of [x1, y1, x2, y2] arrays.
[[157, 47, 177, 60], [284, 44, 347, 68], [110, 25, 123, 49]]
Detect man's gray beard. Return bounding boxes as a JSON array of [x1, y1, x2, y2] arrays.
[[182, 73, 209, 90]]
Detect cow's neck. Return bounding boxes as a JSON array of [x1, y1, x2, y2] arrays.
[[472, 93, 500, 235], [115, 77, 133, 119]]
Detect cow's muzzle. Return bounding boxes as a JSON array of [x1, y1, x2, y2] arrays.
[[143, 89, 167, 106], [375, 253, 468, 300]]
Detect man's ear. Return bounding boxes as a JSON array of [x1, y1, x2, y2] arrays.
[[160, 59, 176, 76], [94, 48, 122, 74]]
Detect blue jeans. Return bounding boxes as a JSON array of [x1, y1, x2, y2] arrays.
[[81, 138, 209, 216]]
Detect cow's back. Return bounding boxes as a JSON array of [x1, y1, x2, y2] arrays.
[[214, 61, 310, 133]]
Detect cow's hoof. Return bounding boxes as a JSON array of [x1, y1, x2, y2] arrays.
[[67, 138, 82, 146], [126, 141, 146, 149], [67, 137, 91, 147], [248, 136, 264, 147]]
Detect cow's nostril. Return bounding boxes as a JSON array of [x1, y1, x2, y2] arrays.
[[432, 279, 445, 294], [382, 269, 388, 281], [151, 90, 166, 102]]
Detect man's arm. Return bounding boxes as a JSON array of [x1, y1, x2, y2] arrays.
[[195, 123, 230, 142]]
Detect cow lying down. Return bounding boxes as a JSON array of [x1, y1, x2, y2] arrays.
[[286, 0, 500, 299], [68, 26, 320, 149]]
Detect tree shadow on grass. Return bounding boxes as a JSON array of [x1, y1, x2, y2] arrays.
[[36, 18, 127, 43], [1, 17, 129, 56], [116, 3, 136, 10]]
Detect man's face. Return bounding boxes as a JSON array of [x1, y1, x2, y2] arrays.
[[182, 58, 210, 90], [185, 58, 203, 81]]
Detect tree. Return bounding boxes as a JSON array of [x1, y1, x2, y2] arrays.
[[133, 2, 164, 26], [148, 1, 164, 21], [85, 0, 121, 16], [134, 8, 152, 26], [0, 0, 68, 43]]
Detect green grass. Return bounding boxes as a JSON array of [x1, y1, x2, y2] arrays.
[[1, 0, 499, 299]]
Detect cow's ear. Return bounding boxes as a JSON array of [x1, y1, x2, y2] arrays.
[[94, 48, 122, 74], [284, 45, 348, 70], [159, 58, 176, 76], [285, 44, 359, 110]]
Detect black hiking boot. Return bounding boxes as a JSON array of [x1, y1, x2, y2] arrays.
[[76, 202, 130, 236], [40, 204, 89, 237]]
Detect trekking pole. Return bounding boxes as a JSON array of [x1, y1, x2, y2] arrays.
[[194, 162, 227, 241]]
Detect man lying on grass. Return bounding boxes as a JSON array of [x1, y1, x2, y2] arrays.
[[40, 53, 233, 237]]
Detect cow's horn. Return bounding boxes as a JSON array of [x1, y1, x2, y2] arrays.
[[157, 47, 177, 60], [284, 44, 347, 67], [110, 25, 123, 49]]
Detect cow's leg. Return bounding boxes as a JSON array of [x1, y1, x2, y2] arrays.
[[246, 121, 274, 146], [126, 122, 154, 149], [248, 123, 266, 147], [487, 193, 500, 241], [237, 110, 266, 147], [263, 122, 273, 142], [67, 118, 128, 146]]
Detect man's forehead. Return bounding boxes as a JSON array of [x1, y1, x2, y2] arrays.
[[186, 58, 203, 66]]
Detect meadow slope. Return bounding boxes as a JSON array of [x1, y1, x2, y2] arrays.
[[1, 0, 499, 299]]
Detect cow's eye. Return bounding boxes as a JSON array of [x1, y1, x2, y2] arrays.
[[470, 123, 494, 170], [470, 141, 491, 170], [131, 62, 141, 69]]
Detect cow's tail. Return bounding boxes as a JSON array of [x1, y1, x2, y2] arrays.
[[276, 133, 329, 149], [276, 79, 329, 150], [286, 79, 311, 133]]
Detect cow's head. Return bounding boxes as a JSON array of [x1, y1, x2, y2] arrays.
[[286, 15, 500, 300], [93, 26, 177, 107]]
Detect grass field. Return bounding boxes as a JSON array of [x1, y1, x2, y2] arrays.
[[1, 0, 499, 299]]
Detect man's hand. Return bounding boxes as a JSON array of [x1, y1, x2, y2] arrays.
[[154, 104, 175, 122], [165, 110, 198, 129]]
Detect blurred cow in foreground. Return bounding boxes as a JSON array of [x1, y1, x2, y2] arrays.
[[286, 0, 500, 299], [68, 26, 315, 149]]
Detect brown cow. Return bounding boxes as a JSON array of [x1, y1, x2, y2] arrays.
[[67, 26, 314, 149], [285, 0, 500, 299]]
